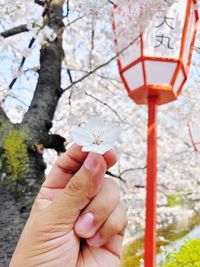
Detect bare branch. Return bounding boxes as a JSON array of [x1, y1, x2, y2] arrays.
[[188, 123, 199, 153], [62, 36, 139, 92], [108, 0, 115, 6], [35, 0, 46, 6], [89, 14, 95, 71], [120, 166, 146, 176], [9, 38, 35, 90], [106, 167, 146, 188], [0, 24, 29, 38], [43, 134, 66, 153], [67, 69, 73, 84], [9, 95, 29, 107], [106, 171, 126, 182], [63, 55, 117, 91], [63, 67, 122, 83], [85, 91, 123, 122], [66, 0, 70, 17], [68, 89, 73, 107], [64, 15, 85, 25]]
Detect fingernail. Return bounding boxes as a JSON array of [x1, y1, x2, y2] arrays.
[[84, 154, 97, 170], [87, 232, 101, 247], [76, 212, 94, 235]]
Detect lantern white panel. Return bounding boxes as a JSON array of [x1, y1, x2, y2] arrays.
[[145, 61, 177, 85], [123, 63, 144, 89], [119, 38, 141, 69], [143, 0, 187, 59], [173, 69, 185, 94], [183, 5, 196, 68]]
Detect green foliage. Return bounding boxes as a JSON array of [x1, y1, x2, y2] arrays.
[[167, 194, 183, 207], [51, 0, 65, 4], [161, 239, 200, 267], [121, 238, 144, 267], [4, 130, 28, 181]]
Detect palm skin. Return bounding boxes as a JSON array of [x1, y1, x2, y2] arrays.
[[9, 145, 127, 267], [33, 187, 122, 267]]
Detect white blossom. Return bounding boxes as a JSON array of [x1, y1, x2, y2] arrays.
[[27, 16, 44, 35], [0, 88, 9, 101], [36, 26, 57, 46], [70, 117, 121, 154]]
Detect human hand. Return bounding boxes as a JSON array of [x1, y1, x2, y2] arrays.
[[9, 144, 127, 267]]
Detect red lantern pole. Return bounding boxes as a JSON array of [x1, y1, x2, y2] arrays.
[[113, 2, 199, 266], [144, 96, 157, 267]]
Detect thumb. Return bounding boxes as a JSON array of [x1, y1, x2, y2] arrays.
[[46, 153, 107, 225]]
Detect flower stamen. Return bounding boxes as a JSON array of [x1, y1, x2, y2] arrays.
[[92, 133, 103, 146], [71, 117, 121, 154]]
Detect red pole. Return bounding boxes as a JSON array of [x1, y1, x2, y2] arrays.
[[144, 96, 157, 267]]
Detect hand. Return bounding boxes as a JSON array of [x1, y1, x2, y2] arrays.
[[9, 144, 128, 267]]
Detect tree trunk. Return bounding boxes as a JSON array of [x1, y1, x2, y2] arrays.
[[0, 2, 65, 266]]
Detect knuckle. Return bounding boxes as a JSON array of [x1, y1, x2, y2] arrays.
[[66, 175, 82, 195], [109, 219, 120, 232], [97, 198, 110, 215], [65, 174, 92, 201]]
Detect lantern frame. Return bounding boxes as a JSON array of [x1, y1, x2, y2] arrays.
[[113, 0, 199, 105]]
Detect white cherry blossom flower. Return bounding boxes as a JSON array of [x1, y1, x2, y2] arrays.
[[70, 117, 121, 154], [36, 26, 57, 46], [0, 88, 9, 101]]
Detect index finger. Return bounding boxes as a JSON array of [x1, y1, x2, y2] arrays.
[[43, 144, 118, 189], [43, 144, 88, 189]]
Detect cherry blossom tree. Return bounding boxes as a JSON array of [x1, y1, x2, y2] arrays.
[[1, 0, 200, 265]]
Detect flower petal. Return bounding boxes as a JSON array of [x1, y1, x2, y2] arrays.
[[85, 116, 105, 134], [101, 124, 121, 142], [82, 143, 114, 154], [98, 144, 115, 154], [71, 126, 93, 146]]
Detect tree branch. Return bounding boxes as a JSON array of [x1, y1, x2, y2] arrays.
[[63, 54, 117, 91], [89, 14, 95, 71], [43, 134, 66, 153], [23, 3, 65, 139], [67, 69, 73, 83], [0, 6, 82, 39], [9, 38, 35, 90], [108, 0, 115, 6], [106, 165, 146, 185], [9, 94, 29, 107], [188, 123, 199, 153], [35, 0, 46, 6], [106, 171, 126, 182], [66, 0, 70, 17], [0, 106, 10, 123], [7, 15, 85, 91], [0, 24, 29, 38], [85, 91, 123, 122], [62, 36, 140, 92], [120, 166, 146, 176]]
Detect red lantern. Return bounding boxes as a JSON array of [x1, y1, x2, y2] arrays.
[[113, 1, 199, 266]]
